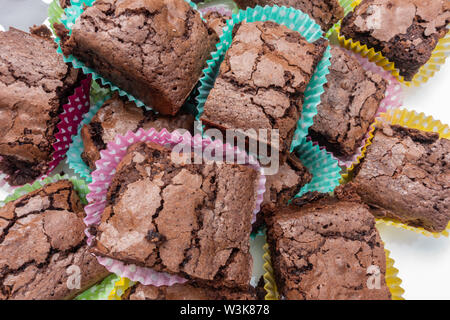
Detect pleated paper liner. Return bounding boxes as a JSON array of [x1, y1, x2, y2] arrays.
[[195, 5, 332, 150], [312, 47, 403, 169], [108, 277, 135, 300], [262, 238, 404, 300], [54, 0, 202, 111], [197, 0, 238, 16], [67, 94, 111, 182], [336, 25, 450, 87], [325, 0, 360, 38], [0, 75, 91, 192], [342, 108, 450, 238], [84, 129, 266, 286], [0, 174, 116, 300]]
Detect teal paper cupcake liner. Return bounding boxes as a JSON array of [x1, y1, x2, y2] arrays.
[[292, 137, 342, 198], [54, 0, 200, 111], [195, 5, 331, 151], [0, 174, 115, 300], [67, 94, 111, 182]]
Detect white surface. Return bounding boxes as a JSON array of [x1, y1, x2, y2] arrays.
[[0, 0, 449, 300]]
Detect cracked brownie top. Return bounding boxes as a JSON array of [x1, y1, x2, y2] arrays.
[[201, 21, 328, 159], [0, 27, 80, 185], [0, 180, 109, 300], [352, 123, 450, 233], [310, 45, 387, 157], [57, 0, 219, 115], [123, 282, 257, 300], [81, 94, 194, 170], [204, 11, 230, 38], [341, 0, 450, 81], [266, 186, 391, 300], [233, 0, 344, 31], [91, 142, 259, 288]]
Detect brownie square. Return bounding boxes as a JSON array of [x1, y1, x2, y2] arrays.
[[59, 0, 71, 9], [352, 123, 450, 233], [204, 11, 230, 38], [309, 46, 387, 157], [233, 0, 345, 31], [81, 94, 194, 170], [91, 142, 259, 288], [266, 186, 392, 300], [201, 21, 328, 160], [57, 0, 219, 115], [341, 0, 450, 81], [0, 180, 109, 300], [0, 27, 81, 186], [123, 282, 257, 300]]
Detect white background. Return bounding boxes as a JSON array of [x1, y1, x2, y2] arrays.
[[0, 0, 449, 300]]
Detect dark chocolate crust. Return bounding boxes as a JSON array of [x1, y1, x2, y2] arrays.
[[123, 282, 257, 300], [92, 142, 258, 288], [81, 94, 194, 170], [340, 0, 450, 81], [266, 187, 391, 300], [0, 180, 109, 300], [309, 45, 387, 157], [0, 27, 81, 185], [233, 0, 344, 31], [203, 11, 230, 38], [56, 0, 219, 115], [201, 21, 328, 160], [352, 123, 450, 233]]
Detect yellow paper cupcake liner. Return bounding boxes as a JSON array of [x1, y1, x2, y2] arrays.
[[342, 108, 450, 238], [262, 241, 404, 300], [336, 25, 450, 87], [108, 277, 134, 300]]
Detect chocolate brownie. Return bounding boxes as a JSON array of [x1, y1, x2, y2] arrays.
[[351, 123, 450, 233], [0, 180, 109, 300], [266, 186, 392, 300], [340, 0, 450, 81], [123, 282, 257, 300], [309, 46, 387, 157], [59, 0, 71, 9], [91, 142, 259, 288], [0, 27, 81, 186], [56, 0, 219, 115], [201, 21, 328, 161], [204, 11, 230, 38], [233, 0, 345, 31], [81, 94, 194, 170]]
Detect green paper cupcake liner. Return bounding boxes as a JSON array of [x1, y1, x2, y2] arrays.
[[54, 0, 200, 111], [195, 5, 332, 151], [197, 0, 239, 15], [0, 174, 116, 300], [66, 94, 111, 182], [75, 274, 119, 300], [292, 137, 342, 198]]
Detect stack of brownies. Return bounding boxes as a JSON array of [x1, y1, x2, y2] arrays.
[[0, 0, 448, 300]]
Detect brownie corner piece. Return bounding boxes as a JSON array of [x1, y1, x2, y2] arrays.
[[0, 27, 81, 186], [353, 123, 450, 233], [60, 0, 219, 115], [201, 21, 328, 158], [0, 180, 109, 300], [340, 0, 450, 81], [233, 0, 344, 31], [309, 45, 387, 157], [92, 141, 258, 288], [266, 194, 391, 300]]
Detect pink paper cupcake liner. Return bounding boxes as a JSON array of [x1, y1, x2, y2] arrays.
[[84, 128, 266, 286], [312, 48, 403, 168], [0, 75, 92, 192]]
